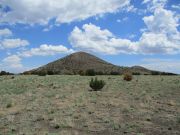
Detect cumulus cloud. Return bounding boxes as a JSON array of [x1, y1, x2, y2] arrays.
[[140, 58, 180, 74], [69, 23, 137, 55], [0, 28, 12, 37], [69, 22, 180, 55], [2, 55, 22, 68], [0, 0, 131, 25], [138, 32, 179, 54], [0, 38, 29, 49], [143, 8, 179, 35], [69, 4, 180, 55], [19, 44, 74, 57], [0, 55, 26, 73]]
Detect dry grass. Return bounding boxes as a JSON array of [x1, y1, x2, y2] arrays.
[[0, 75, 180, 135]]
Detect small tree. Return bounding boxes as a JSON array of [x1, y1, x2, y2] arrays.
[[86, 69, 96, 76], [89, 77, 105, 91]]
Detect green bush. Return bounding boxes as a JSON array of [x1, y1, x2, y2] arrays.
[[110, 72, 119, 75], [132, 72, 141, 75], [38, 71, 47, 76], [47, 71, 54, 75], [86, 69, 96, 76], [89, 77, 105, 91], [96, 71, 104, 75]]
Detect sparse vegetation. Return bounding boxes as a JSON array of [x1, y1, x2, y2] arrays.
[[0, 75, 179, 134], [89, 77, 105, 91]]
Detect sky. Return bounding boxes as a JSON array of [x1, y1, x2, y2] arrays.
[[0, 0, 180, 74]]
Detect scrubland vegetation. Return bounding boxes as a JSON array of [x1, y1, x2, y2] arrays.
[[0, 75, 179, 135]]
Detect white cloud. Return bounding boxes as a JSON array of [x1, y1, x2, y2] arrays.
[[128, 34, 136, 39], [0, 28, 12, 37], [0, 55, 26, 73], [2, 55, 22, 68], [116, 17, 128, 23], [142, 0, 167, 11], [171, 4, 180, 10], [0, 44, 74, 73], [20, 44, 74, 57], [69, 23, 137, 55], [0, 0, 131, 25], [140, 58, 180, 74], [69, 22, 180, 55], [43, 25, 53, 32], [69, 3, 180, 55], [0, 38, 29, 49], [138, 32, 179, 54], [143, 8, 179, 35]]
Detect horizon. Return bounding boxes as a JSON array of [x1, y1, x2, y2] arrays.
[[0, 0, 180, 74]]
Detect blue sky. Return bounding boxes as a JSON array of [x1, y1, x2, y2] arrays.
[[0, 0, 180, 73]]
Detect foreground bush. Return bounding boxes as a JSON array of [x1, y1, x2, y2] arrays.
[[123, 72, 133, 81], [89, 78, 105, 91]]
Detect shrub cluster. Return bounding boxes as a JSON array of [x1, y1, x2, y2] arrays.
[[110, 72, 119, 75], [89, 77, 105, 91], [123, 72, 133, 81], [0, 71, 14, 76], [38, 71, 47, 76], [132, 72, 141, 75]]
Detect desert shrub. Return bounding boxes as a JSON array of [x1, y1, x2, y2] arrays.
[[6, 103, 12, 108], [123, 72, 133, 81], [86, 69, 96, 76], [47, 71, 54, 75], [132, 72, 141, 75], [160, 72, 177, 76], [110, 72, 119, 75], [38, 71, 47, 76], [96, 71, 104, 75], [78, 70, 85, 76], [89, 77, 105, 91], [151, 71, 160, 75]]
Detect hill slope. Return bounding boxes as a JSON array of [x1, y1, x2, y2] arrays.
[[24, 52, 174, 75]]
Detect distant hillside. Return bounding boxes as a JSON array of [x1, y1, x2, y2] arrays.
[[24, 52, 176, 75]]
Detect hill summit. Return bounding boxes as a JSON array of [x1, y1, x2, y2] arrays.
[[24, 51, 174, 75]]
